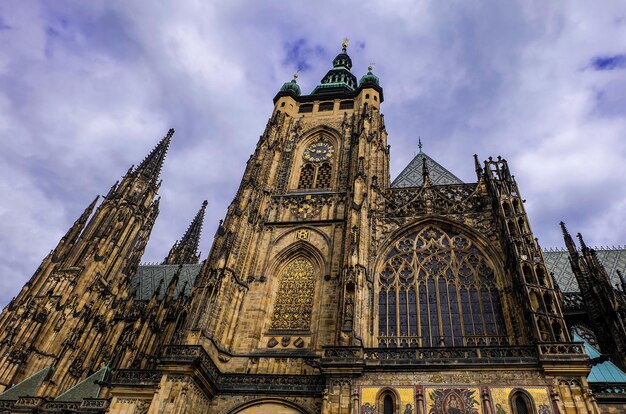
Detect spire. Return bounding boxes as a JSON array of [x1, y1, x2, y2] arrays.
[[165, 264, 183, 301], [135, 129, 174, 185], [473, 154, 483, 180], [577, 233, 589, 252], [52, 196, 100, 262], [560, 221, 578, 258], [422, 158, 432, 187], [418, 137, 423, 154], [63, 196, 99, 243], [163, 200, 208, 265]]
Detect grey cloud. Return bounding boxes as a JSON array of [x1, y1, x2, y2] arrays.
[[0, 0, 625, 305]]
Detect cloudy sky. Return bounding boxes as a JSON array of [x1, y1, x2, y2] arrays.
[[0, 1, 625, 306]]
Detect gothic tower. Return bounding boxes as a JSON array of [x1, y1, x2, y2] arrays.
[[101, 42, 599, 414], [0, 41, 611, 414], [0, 130, 174, 400]]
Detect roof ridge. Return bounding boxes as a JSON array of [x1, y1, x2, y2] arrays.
[[391, 150, 463, 188]]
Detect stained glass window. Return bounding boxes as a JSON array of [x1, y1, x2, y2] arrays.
[[270, 258, 315, 331], [377, 225, 507, 347]]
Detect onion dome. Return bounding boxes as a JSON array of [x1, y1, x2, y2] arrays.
[[359, 65, 379, 86], [273, 74, 301, 103], [280, 74, 301, 96], [311, 39, 358, 95]]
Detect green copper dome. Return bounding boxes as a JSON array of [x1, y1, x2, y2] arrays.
[[359, 69, 379, 86], [280, 78, 301, 96]]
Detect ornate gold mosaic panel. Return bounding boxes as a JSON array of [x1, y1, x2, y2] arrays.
[[361, 386, 416, 414], [424, 387, 482, 414], [490, 387, 552, 414], [270, 258, 315, 330]]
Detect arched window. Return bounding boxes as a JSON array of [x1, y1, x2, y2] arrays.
[[383, 395, 394, 414], [511, 391, 534, 414], [298, 164, 315, 189], [376, 390, 398, 414], [298, 162, 333, 190], [378, 225, 507, 347], [270, 258, 315, 331]]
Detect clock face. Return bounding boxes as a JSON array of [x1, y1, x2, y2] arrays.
[[303, 142, 334, 162]]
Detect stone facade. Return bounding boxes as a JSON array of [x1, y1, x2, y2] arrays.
[[0, 43, 621, 413]]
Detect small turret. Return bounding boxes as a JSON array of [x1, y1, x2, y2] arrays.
[[163, 200, 208, 265], [359, 65, 380, 87], [279, 74, 301, 96]]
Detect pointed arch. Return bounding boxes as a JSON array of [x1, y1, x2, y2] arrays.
[[374, 217, 510, 348], [288, 125, 341, 191], [509, 389, 536, 414], [266, 241, 327, 333], [298, 125, 342, 148], [375, 388, 401, 414]]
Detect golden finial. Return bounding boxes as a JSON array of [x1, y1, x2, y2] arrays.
[[368, 62, 376, 72], [342, 37, 350, 51], [293, 73, 298, 80]]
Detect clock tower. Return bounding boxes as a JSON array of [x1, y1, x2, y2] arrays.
[[0, 40, 606, 414], [105, 42, 595, 414]]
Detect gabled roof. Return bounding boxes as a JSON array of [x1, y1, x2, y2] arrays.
[[55, 365, 110, 402], [543, 247, 626, 292], [391, 150, 463, 188], [131, 263, 202, 300], [0, 366, 53, 400], [573, 333, 626, 384]]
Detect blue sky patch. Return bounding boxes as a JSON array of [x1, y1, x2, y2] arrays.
[[590, 54, 626, 70], [282, 38, 325, 73], [0, 16, 11, 30]]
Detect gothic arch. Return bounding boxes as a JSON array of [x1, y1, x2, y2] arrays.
[[508, 389, 536, 414], [374, 218, 512, 347], [226, 398, 311, 414], [298, 125, 342, 147], [289, 126, 342, 191], [267, 240, 327, 277], [377, 216, 507, 273], [265, 242, 327, 335], [375, 387, 402, 414], [272, 227, 332, 254]]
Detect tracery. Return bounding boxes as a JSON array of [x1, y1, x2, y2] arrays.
[[378, 225, 507, 347], [270, 257, 315, 331]]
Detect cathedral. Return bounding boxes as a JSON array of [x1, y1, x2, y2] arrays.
[[1, 41, 625, 414]]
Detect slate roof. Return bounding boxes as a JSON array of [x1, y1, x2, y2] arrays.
[[391, 150, 463, 188], [54, 366, 110, 401], [131, 264, 202, 300], [0, 366, 53, 400], [543, 248, 626, 293]]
